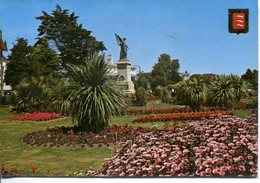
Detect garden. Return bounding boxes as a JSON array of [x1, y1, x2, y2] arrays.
[[0, 5, 258, 178]]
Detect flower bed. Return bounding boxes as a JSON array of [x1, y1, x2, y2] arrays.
[[9, 112, 62, 121], [23, 125, 148, 148], [88, 115, 258, 177], [133, 111, 233, 123], [127, 107, 191, 115]]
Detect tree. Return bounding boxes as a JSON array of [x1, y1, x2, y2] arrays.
[[241, 69, 258, 90], [27, 38, 61, 78], [5, 38, 61, 89], [134, 73, 151, 90], [5, 38, 32, 88], [36, 5, 106, 67], [151, 53, 181, 91], [208, 75, 235, 109], [64, 54, 126, 133], [135, 87, 147, 106]]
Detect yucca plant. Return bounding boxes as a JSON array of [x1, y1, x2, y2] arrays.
[[182, 77, 206, 111], [208, 75, 235, 109], [230, 75, 248, 103], [16, 76, 51, 112], [65, 54, 127, 133]]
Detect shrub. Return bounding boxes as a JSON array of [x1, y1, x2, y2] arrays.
[[135, 87, 147, 106]]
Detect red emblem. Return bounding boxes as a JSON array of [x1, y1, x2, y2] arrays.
[[228, 9, 249, 34], [232, 13, 245, 30]]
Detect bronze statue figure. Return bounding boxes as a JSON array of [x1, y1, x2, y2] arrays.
[[115, 33, 128, 60]]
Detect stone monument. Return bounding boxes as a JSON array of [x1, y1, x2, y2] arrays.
[[115, 34, 135, 93]]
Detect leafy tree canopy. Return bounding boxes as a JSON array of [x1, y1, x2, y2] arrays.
[[151, 53, 181, 90], [241, 68, 258, 90], [36, 5, 106, 67]]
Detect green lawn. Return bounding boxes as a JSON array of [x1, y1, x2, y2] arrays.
[[0, 106, 15, 120], [0, 106, 253, 176], [0, 117, 116, 176], [128, 102, 176, 110], [233, 109, 252, 119]]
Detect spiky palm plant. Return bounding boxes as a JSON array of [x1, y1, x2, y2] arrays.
[[16, 76, 51, 112], [65, 54, 127, 133], [230, 75, 248, 103], [181, 77, 206, 111], [208, 75, 235, 109]]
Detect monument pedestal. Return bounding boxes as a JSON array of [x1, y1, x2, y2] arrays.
[[116, 59, 135, 94]]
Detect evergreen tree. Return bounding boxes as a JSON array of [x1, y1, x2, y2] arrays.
[[36, 5, 106, 67], [5, 38, 32, 88]]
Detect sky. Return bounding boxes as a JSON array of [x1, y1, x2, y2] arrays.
[[0, 0, 258, 75]]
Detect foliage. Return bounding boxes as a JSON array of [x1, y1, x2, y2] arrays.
[[5, 38, 61, 89], [151, 75, 168, 91], [177, 77, 206, 111], [4, 38, 32, 88], [241, 69, 258, 90], [49, 79, 75, 115], [161, 87, 171, 103], [127, 107, 191, 115], [1, 92, 16, 105], [36, 5, 106, 67], [15, 76, 52, 112], [90, 115, 258, 177], [135, 87, 148, 106], [26, 38, 62, 78], [230, 75, 248, 103], [64, 54, 127, 133], [133, 111, 232, 123], [134, 73, 151, 90], [154, 85, 163, 100], [151, 53, 181, 91], [207, 75, 235, 109]]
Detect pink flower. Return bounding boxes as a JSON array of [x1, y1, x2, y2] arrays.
[[238, 166, 245, 172], [205, 168, 212, 174]]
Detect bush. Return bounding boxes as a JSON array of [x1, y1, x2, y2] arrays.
[[135, 87, 147, 106], [1, 92, 17, 105]]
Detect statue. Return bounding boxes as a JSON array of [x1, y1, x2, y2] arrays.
[[115, 33, 128, 60]]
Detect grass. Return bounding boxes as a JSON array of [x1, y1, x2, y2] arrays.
[[233, 109, 252, 119], [0, 106, 15, 120], [0, 104, 253, 176], [111, 115, 188, 129], [128, 102, 176, 110], [0, 117, 116, 176]]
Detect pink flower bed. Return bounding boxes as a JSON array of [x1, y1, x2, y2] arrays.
[[88, 115, 258, 177], [9, 112, 61, 121]]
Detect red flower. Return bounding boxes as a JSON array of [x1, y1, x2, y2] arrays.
[[9, 112, 61, 121], [0, 167, 5, 173], [11, 168, 20, 173], [31, 167, 39, 172]]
